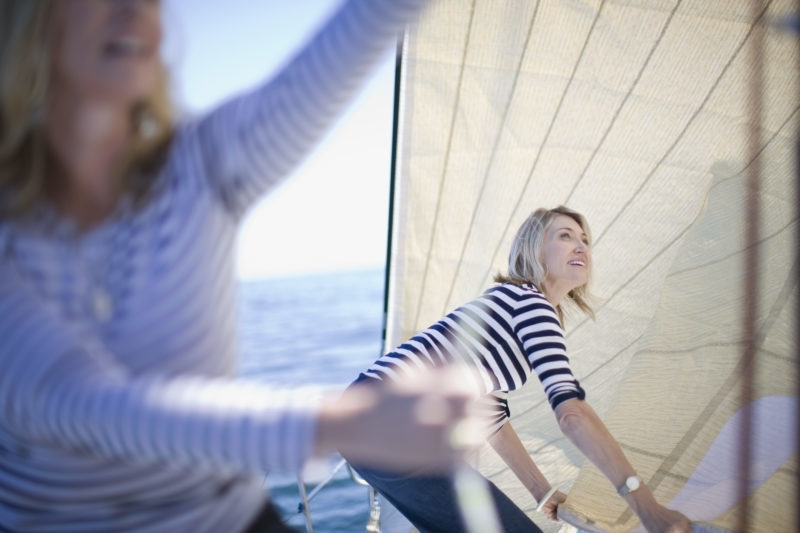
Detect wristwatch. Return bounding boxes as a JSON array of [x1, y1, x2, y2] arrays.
[[617, 475, 642, 496]]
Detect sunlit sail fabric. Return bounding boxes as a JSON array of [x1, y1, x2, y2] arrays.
[[385, 1, 798, 531]]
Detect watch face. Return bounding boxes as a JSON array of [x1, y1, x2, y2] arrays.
[[627, 477, 640, 491]]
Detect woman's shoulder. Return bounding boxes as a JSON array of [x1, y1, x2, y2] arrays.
[[482, 282, 558, 317], [485, 281, 547, 301]]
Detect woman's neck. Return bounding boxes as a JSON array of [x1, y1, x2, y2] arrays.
[[46, 92, 131, 229], [542, 284, 566, 308]]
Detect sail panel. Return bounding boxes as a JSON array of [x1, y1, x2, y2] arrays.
[[390, 1, 798, 531]]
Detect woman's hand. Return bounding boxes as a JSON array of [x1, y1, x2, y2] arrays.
[[554, 399, 694, 532], [539, 489, 567, 521], [317, 367, 482, 472], [639, 504, 692, 533]]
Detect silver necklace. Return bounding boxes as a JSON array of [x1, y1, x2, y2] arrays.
[[73, 231, 114, 323], [90, 272, 114, 322], [74, 201, 131, 323]]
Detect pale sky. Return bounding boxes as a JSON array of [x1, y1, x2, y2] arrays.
[[162, 0, 396, 280]]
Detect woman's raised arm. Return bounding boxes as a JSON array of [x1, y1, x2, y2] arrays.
[[188, 0, 428, 218]]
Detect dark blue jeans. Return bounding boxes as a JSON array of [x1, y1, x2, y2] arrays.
[[350, 464, 543, 533]]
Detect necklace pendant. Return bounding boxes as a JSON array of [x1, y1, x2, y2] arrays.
[[91, 287, 113, 322]]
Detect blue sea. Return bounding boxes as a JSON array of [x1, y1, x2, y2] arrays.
[[237, 268, 387, 532]]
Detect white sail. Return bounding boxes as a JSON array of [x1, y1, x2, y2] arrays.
[[386, 1, 798, 531]]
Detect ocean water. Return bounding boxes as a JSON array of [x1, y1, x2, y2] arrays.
[[237, 268, 387, 532]]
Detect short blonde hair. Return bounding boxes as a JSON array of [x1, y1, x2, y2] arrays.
[[0, 0, 174, 218], [495, 205, 594, 324]]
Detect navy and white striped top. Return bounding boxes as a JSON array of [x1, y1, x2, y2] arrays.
[[358, 283, 586, 436], [0, 0, 425, 531]]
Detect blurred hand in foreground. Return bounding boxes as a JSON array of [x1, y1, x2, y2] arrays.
[[317, 366, 482, 473]]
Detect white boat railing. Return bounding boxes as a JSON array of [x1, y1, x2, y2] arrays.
[[291, 458, 381, 533]]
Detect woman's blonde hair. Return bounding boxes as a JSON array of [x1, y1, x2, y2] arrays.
[[494, 205, 594, 324], [0, 0, 174, 218]]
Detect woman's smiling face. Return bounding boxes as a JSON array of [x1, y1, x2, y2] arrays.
[[51, 0, 163, 105], [542, 214, 591, 300]]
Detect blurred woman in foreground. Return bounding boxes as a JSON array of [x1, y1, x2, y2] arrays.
[[0, 1, 478, 531]]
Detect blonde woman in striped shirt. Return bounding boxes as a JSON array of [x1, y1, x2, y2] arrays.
[[0, 1, 480, 531], [348, 206, 691, 533]]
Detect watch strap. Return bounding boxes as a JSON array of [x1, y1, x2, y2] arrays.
[[617, 475, 641, 496]]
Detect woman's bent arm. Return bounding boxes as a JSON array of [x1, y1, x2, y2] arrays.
[[488, 422, 552, 503]]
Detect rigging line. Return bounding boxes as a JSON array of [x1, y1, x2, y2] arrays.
[[440, 0, 543, 313], [795, 0, 800, 524], [638, 339, 773, 358], [478, 0, 608, 290], [411, 0, 477, 330], [563, 0, 682, 206], [667, 217, 797, 277], [738, 1, 766, 529], [737, 0, 764, 531], [759, 348, 795, 364], [590, 0, 775, 249]]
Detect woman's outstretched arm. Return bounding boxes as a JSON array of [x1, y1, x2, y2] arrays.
[[555, 398, 691, 533], [0, 262, 477, 477]]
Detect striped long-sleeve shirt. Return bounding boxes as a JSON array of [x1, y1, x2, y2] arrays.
[[0, 1, 426, 531], [358, 283, 586, 436]]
